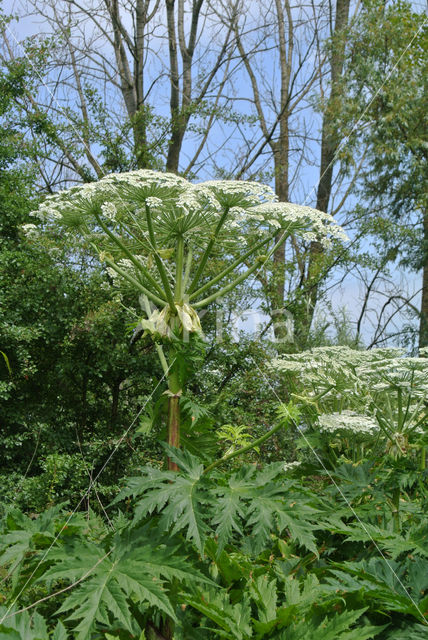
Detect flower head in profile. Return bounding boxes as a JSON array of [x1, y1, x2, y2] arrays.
[[31, 169, 347, 332]]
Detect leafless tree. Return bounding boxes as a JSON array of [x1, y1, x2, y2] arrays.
[[4, 0, 239, 183], [2, 0, 422, 349]]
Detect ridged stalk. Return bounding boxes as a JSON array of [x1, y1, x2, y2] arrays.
[[392, 486, 400, 533], [167, 348, 181, 472]]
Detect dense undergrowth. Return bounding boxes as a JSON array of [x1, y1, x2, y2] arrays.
[[1, 376, 428, 638]]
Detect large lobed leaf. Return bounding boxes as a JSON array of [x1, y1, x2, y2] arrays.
[[41, 525, 210, 640], [118, 449, 323, 557]]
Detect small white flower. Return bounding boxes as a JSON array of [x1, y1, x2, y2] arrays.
[[118, 259, 134, 270], [146, 197, 163, 208], [22, 223, 38, 237], [106, 267, 118, 280], [101, 202, 117, 220], [283, 461, 301, 472]]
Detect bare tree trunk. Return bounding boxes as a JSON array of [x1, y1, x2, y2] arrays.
[[133, 0, 149, 166], [166, 0, 204, 172], [166, 0, 181, 172], [296, 0, 351, 347], [271, 0, 292, 345]]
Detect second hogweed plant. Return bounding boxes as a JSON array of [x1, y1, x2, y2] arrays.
[[31, 170, 347, 467]]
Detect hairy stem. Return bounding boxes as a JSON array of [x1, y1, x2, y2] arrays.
[[175, 235, 184, 301], [167, 347, 181, 472]]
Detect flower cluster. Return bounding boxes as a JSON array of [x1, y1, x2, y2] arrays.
[[30, 170, 347, 326], [271, 346, 428, 440], [32, 169, 347, 245], [21, 223, 39, 237], [101, 202, 117, 220], [318, 411, 379, 435]]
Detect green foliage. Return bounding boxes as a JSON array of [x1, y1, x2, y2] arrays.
[[325, 557, 428, 624], [3, 440, 428, 638], [115, 447, 320, 556], [43, 526, 209, 639], [0, 504, 89, 594], [217, 423, 260, 457], [183, 561, 385, 639], [344, 0, 427, 218], [0, 607, 68, 639]]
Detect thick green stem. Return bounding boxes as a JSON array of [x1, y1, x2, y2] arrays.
[[421, 447, 426, 471], [167, 396, 180, 472], [175, 235, 184, 302], [156, 346, 169, 377], [397, 387, 403, 430], [182, 246, 193, 291], [203, 420, 285, 475], [145, 204, 176, 309], [187, 206, 230, 294], [188, 230, 277, 301]]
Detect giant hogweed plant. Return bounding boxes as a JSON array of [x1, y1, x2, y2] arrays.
[[271, 346, 428, 531], [30, 170, 346, 468], [271, 346, 428, 457]]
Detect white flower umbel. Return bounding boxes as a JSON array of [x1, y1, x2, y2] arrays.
[[32, 169, 346, 336], [271, 346, 428, 445], [101, 202, 117, 220], [22, 223, 39, 237]]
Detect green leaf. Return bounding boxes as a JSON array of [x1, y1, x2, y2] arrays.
[[278, 608, 379, 640], [325, 558, 427, 623], [0, 608, 49, 640], [385, 623, 428, 639], [0, 505, 70, 591], [210, 467, 251, 555], [42, 526, 210, 639], [51, 622, 68, 640], [56, 572, 137, 639], [250, 574, 290, 638], [185, 587, 252, 640], [132, 450, 209, 554], [0, 351, 12, 376]]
